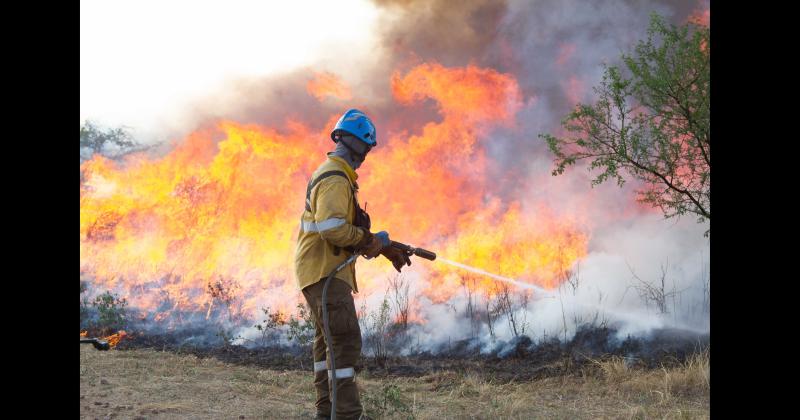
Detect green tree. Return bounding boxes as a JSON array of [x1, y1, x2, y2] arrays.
[[540, 14, 709, 234], [80, 120, 150, 163]]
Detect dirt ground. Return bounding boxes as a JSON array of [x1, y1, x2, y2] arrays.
[[80, 345, 708, 419]]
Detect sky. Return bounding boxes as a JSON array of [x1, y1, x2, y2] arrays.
[[80, 0, 380, 138]]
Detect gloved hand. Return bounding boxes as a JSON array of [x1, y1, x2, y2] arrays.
[[380, 246, 412, 273], [360, 230, 390, 259]]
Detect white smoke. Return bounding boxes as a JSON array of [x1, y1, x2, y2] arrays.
[[365, 212, 709, 353], [81, 0, 711, 351]]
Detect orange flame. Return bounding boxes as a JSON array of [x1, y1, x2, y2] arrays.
[[688, 8, 710, 27], [306, 72, 352, 101], [80, 62, 588, 326], [102, 330, 127, 348]]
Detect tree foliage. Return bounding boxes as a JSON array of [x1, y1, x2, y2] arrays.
[[80, 120, 150, 162], [540, 14, 709, 233]]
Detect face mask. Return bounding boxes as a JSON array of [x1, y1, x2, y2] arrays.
[[334, 135, 371, 169]]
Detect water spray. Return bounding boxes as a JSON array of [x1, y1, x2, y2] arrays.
[[437, 258, 555, 296]]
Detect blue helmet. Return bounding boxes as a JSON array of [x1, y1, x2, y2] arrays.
[[330, 109, 377, 146]]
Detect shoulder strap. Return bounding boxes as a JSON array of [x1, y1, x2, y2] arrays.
[[305, 170, 352, 212]]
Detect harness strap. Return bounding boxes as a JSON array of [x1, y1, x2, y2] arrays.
[[304, 169, 366, 257], [305, 170, 351, 212]]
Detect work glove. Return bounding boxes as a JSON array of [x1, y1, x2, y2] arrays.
[[359, 230, 390, 259], [380, 246, 412, 273]]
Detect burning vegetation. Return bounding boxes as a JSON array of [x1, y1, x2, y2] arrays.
[[80, 6, 709, 405], [80, 61, 589, 338], [80, 2, 710, 417]]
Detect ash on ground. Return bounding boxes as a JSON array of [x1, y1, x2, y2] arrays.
[[116, 325, 709, 383]]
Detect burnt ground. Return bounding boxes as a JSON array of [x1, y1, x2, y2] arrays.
[[115, 326, 709, 384]]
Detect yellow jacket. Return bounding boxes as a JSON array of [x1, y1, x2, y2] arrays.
[[294, 155, 368, 292]]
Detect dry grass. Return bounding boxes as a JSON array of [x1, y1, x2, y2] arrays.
[[80, 346, 709, 419]]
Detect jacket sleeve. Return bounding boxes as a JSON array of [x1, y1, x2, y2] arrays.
[[311, 178, 369, 248]]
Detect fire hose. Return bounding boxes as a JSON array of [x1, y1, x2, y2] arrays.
[[322, 240, 435, 420], [80, 337, 111, 351]]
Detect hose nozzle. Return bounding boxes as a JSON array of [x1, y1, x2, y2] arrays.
[[390, 241, 436, 261]]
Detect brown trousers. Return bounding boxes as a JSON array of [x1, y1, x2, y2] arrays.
[[302, 278, 363, 420]]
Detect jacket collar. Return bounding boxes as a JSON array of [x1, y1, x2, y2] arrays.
[[326, 154, 359, 185]]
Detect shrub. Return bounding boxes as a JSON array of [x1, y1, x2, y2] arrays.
[[254, 306, 288, 346], [80, 281, 90, 330], [365, 296, 392, 367], [286, 303, 315, 347], [363, 384, 413, 418], [91, 291, 128, 334]]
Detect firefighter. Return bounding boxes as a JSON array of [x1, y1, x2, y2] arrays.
[[294, 109, 411, 420]]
